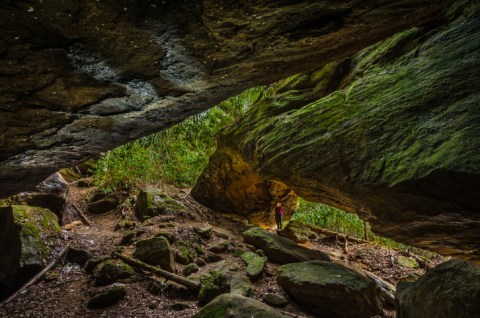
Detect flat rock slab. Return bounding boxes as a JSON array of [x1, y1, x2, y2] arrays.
[[396, 259, 480, 318], [194, 293, 288, 318], [240, 252, 267, 280], [277, 261, 383, 318], [243, 227, 330, 264]]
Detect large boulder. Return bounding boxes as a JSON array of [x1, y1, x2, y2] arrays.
[[135, 188, 185, 222], [134, 236, 174, 272], [396, 260, 480, 318], [0, 205, 60, 298], [277, 261, 383, 318], [194, 293, 288, 318], [194, 1, 480, 262], [243, 227, 329, 264]]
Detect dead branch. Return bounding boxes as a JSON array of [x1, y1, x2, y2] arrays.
[[112, 252, 200, 290], [0, 243, 70, 308], [72, 203, 92, 225], [306, 223, 367, 244]]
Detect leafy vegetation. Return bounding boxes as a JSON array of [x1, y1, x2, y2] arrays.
[[93, 87, 269, 193], [292, 199, 437, 257]]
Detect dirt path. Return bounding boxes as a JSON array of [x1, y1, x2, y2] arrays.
[[0, 185, 443, 318]]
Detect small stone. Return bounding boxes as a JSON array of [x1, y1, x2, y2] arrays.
[[205, 253, 223, 263], [195, 225, 212, 239], [155, 230, 175, 244], [85, 257, 109, 273], [183, 263, 199, 276], [67, 247, 91, 266], [213, 229, 230, 239], [167, 302, 190, 311], [195, 257, 206, 267], [208, 240, 230, 253], [396, 255, 419, 269], [263, 293, 288, 307], [194, 243, 206, 255], [87, 284, 127, 309], [93, 260, 134, 286], [233, 248, 246, 257], [119, 231, 136, 246]]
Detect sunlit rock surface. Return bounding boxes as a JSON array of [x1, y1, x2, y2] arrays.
[[0, 0, 454, 197], [194, 2, 480, 261]]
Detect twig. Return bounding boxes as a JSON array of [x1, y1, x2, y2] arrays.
[[305, 223, 367, 244], [72, 203, 92, 225], [0, 243, 70, 308], [112, 252, 200, 290]]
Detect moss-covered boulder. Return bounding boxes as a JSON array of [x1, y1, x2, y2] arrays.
[[93, 260, 134, 286], [175, 242, 193, 265], [0, 205, 60, 298], [279, 220, 315, 244], [277, 261, 383, 318], [243, 227, 329, 264], [183, 263, 199, 276], [89, 194, 119, 214], [240, 252, 267, 280], [396, 260, 480, 318], [198, 270, 230, 304], [208, 240, 230, 253], [134, 236, 174, 272], [88, 284, 127, 309], [135, 188, 186, 222], [194, 293, 288, 318], [193, 2, 480, 262]]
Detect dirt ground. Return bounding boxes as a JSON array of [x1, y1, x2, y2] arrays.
[[0, 184, 444, 318]]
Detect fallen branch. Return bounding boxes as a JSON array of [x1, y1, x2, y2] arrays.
[[305, 223, 367, 244], [112, 252, 200, 290], [0, 243, 70, 308], [72, 203, 92, 225]]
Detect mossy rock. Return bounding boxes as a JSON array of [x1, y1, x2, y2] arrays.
[[396, 255, 419, 269], [183, 263, 199, 276], [66, 247, 91, 266], [243, 227, 330, 264], [209, 240, 230, 253], [85, 257, 109, 273], [119, 231, 136, 246], [135, 188, 186, 222], [155, 230, 175, 244], [240, 252, 267, 280], [195, 225, 212, 239], [277, 261, 383, 318], [134, 236, 174, 272], [114, 219, 136, 231], [198, 270, 230, 304], [229, 274, 254, 297], [263, 293, 288, 307], [279, 220, 314, 243], [194, 243, 206, 255], [93, 260, 134, 286], [0, 205, 60, 294], [194, 293, 288, 318], [88, 284, 127, 309], [176, 243, 193, 265]]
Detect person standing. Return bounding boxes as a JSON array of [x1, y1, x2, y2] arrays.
[[274, 202, 284, 230]]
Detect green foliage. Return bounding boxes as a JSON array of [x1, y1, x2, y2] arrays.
[[292, 199, 436, 257], [93, 87, 267, 192]]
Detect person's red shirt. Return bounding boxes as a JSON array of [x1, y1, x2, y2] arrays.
[[275, 206, 284, 215]]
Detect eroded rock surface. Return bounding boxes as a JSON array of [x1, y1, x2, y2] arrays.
[[396, 260, 480, 318], [0, 0, 454, 197], [194, 1, 480, 261]]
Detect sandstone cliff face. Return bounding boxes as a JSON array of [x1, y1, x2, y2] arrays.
[[193, 2, 480, 261], [0, 0, 454, 197]]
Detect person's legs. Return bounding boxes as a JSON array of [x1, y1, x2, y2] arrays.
[[275, 214, 281, 229], [278, 215, 282, 230]]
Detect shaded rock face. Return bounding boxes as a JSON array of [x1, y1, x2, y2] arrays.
[[194, 2, 480, 261], [243, 227, 329, 264], [277, 261, 383, 318], [134, 236, 174, 272], [396, 260, 480, 318], [0, 205, 60, 299], [0, 0, 455, 198]]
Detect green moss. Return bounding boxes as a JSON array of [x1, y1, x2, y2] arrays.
[[198, 270, 229, 304]]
